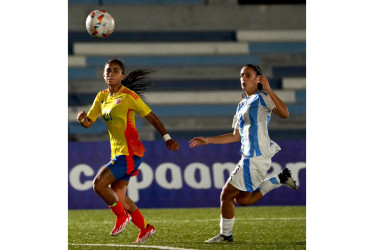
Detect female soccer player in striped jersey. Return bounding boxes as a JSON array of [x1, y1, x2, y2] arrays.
[[189, 64, 298, 243], [77, 59, 180, 243]]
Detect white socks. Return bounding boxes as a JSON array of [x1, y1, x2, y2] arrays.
[[258, 176, 281, 196], [220, 216, 235, 236]]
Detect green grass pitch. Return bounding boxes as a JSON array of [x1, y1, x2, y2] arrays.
[[68, 206, 306, 250]]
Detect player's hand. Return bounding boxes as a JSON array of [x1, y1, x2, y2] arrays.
[[166, 139, 180, 152], [257, 75, 271, 91], [189, 137, 208, 148], [77, 111, 87, 122]]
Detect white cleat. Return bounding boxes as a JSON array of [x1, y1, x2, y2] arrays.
[[205, 234, 233, 243]]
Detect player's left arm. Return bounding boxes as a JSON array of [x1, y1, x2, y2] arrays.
[[144, 112, 180, 152], [258, 75, 289, 119]]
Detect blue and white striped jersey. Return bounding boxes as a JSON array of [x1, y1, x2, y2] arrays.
[[232, 90, 280, 158]]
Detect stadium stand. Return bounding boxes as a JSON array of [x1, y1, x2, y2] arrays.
[[68, 1, 306, 142]]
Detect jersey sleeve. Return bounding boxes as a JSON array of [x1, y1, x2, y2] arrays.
[[259, 91, 275, 110], [128, 94, 152, 117], [232, 103, 240, 129], [86, 92, 103, 122], [232, 114, 239, 129]]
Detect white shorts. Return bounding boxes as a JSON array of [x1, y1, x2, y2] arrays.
[[229, 155, 273, 192]]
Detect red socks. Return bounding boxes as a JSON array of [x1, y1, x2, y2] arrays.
[[109, 202, 127, 217], [130, 208, 148, 230], [111, 205, 147, 231]]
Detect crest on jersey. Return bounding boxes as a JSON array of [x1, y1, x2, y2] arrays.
[[116, 98, 121, 104]]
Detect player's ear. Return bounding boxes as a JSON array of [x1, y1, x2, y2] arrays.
[[121, 73, 126, 80]]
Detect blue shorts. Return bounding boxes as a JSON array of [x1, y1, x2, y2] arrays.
[[106, 155, 142, 181]]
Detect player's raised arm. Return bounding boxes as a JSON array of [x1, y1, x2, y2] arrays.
[[144, 112, 180, 152], [258, 75, 289, 119]]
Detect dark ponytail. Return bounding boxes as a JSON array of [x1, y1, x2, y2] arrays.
[[121, 69, 152, 103], [105, 59, 152, 102]]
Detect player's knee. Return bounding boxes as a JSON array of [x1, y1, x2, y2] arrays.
[[220, 189, 235, 202], [220, 189, 229, 201], [92, 177, 102, 192], [220, 182, 240, 201]]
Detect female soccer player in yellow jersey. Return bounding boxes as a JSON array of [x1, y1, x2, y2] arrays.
[[77, 59, 180, 243]]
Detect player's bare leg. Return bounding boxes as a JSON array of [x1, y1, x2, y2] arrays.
[[205, 182, 239, 243], [112, 180, 156, 243], [93, 168, 131, 236]]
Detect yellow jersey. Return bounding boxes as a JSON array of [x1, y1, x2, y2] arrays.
[[87, 85, 152, 159]]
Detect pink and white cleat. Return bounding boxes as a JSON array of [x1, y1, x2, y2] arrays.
[[133, 224, 156, 243], [110, 213, 132, 236]]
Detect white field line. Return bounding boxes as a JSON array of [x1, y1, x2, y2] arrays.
[[151, 218, 306, 223], [68, 243, 196, 250], [76, 217, 305, 224]]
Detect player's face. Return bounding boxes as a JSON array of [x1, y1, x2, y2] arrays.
[[103, 62, 125, 86], [240, 66, 258, 95]]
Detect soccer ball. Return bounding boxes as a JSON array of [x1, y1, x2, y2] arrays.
[[85, 10, 115, 39]]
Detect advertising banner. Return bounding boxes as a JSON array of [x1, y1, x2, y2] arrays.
[[68, 140, 306, 209]]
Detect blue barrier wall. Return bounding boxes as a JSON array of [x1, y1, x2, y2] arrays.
[[68, 140, 306, 209]]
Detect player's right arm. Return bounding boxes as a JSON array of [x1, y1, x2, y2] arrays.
[[77, 111, 94, 128], [189, 129, 241, 148], [77, 92, 103, 128]]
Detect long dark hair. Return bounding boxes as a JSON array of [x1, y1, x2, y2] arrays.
[[105, 59, 152, 102]]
